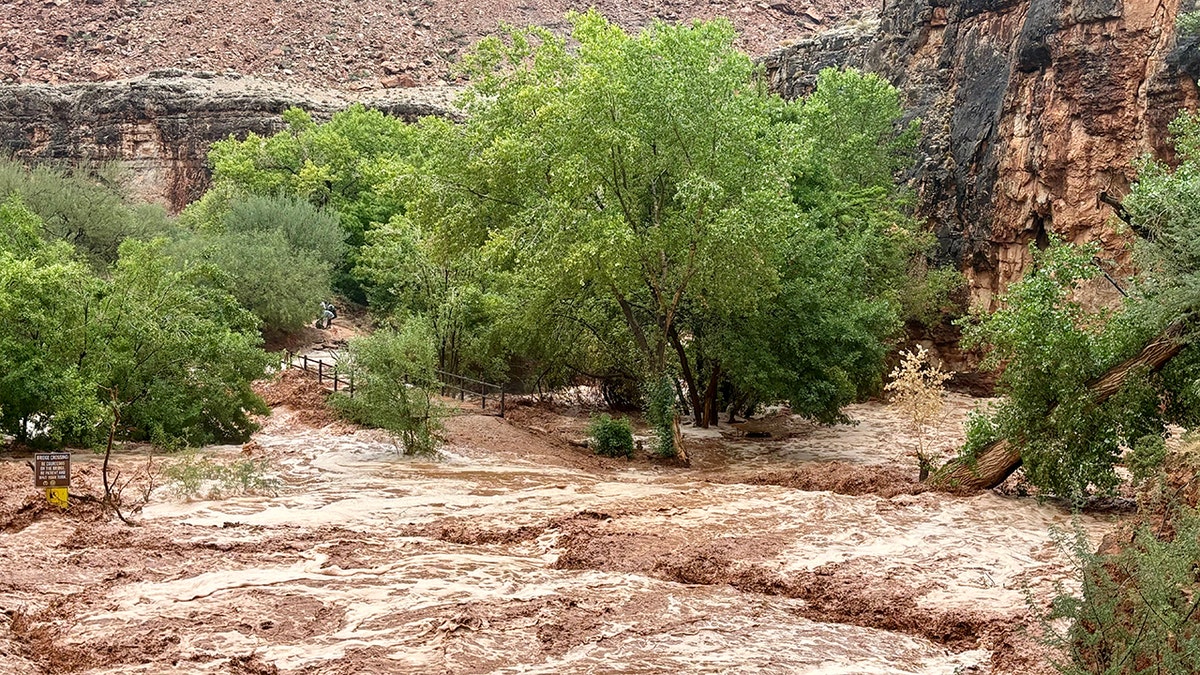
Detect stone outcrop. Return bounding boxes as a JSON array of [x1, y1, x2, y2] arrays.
[[763, 0, 1200, 307], [0, 71, 457, 211]]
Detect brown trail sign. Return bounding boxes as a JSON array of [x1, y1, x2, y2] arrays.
[[34, 452, 70, 507]]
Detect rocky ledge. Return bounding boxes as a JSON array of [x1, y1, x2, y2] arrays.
[[763, 0, 1200, 307], [0, 70, 458, 210]]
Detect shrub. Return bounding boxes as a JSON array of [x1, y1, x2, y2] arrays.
[[186, 229, 333, 334], [222, 194, 347, 269], [160, 452, 280, 500], [885, 345, 951, 479], [642, 376, 677, 458], [0, 158, 173, 266], [588, 414, 634, 458], [1041, 511, 1200, 674], [331, 322, 444, 456]]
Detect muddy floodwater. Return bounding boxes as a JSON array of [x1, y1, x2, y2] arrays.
[[0, 394, 1121, 674]]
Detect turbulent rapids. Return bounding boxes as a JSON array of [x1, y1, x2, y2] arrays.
[[0, 391, 1120, 674]]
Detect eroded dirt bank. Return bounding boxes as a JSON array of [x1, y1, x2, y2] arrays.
[[0, 394, 1119, 674]]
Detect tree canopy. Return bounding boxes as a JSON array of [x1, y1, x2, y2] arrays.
[[0, 195, 270, 448], [368, 11, 925, 426]]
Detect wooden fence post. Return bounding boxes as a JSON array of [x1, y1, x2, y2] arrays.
[[318, 360, 324, 384], [500, 390, 505, 418], [302, 354, 309, 372]]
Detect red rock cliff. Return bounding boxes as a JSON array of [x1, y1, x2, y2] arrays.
[[764, 0, 1200, 307]]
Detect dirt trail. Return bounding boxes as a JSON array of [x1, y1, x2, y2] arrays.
[[0, 395, 1117, 674]]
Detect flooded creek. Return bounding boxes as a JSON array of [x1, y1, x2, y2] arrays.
[[0, 396, 1122, 674]]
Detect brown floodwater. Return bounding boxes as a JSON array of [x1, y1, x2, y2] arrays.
[[0, 395, 1121, 674]]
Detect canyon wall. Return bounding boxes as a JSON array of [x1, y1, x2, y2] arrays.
[[0, 71, 456, 211], [763, 0, 1200, 307]]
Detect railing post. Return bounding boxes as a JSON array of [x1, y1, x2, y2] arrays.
[[500, 390, 505, 418], [333, 373, 339, 392], [349, 372, 355, 398], [318, 360, 324, 384], [482, 391, 486, 409]]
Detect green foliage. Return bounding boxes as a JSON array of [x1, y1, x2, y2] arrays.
[[0, 195, 105, 444], [89, 239, 272, 447], [784, 66, 920, 193], [1126, 111, 1200, 320], [161, 451, 280, 499], [175, 229, 332, 335], [959, 111, 1200, 499], [386, 13, 921, 424], [206, 104, 418, 251], [355, 215, 502, 377], [902, 263, 966, 327], [1042, 513, 1200, 674], [221, 194, 347, 268], [587, 414, 635, 458], [331, 322, 444, 455], [0, 158, 172, 266], [960, 241, 1165, 500], [1178, 10, 1200, 37], [642, 375, 677, 458], [170, 194, 345, 334], [0, 201, 270, 448]]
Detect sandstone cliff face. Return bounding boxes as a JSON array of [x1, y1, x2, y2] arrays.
[[764, 0, 1200, 308], [0, 71, 456, 211]]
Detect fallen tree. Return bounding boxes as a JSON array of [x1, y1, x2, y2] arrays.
[[931, 321, 1189, 490]]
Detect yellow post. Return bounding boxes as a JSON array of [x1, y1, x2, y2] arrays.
[[45, 487, 68, 508]]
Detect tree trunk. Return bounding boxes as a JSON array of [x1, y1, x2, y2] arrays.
[[931, 321, 1189, 491], [668, 327, 703, 424], [701, 362, 721, 428], [672, 414, 689, 464]]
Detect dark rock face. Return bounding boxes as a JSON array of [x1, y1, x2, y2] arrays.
[[0, 74, 457, 211], [763, 0, 1200, 308]]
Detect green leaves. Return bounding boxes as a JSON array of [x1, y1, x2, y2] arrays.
[[959, 240, 1171, 499], [346, 13, 923, 426], [0, 197, 270, 449]]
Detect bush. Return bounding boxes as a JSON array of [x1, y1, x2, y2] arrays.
[[1041, 511, 1200, 674], [642, 376, 677, 458], [185, 229, 333, 335], [0, 205, 270, 449], [331, 323, 444, 456], [221, 194, 347, 269], [588, 414, 634, 458], [0, 158, 173, 266]]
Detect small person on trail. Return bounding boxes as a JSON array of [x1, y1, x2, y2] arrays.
[[316, 301, 336, 329]]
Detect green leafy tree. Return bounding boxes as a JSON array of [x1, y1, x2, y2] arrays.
[[355, 214, 501, 377], [173, 229, 333, 335], [205, 105, 419, 251], [941, 112, 1200, 496], [958, 241, 1168, 500], [397, 13, 920, 429], [0, 158, 173, 266], [86, 239, 271, 447], [220, 194, 347, 269], [0, 196, 102, 444], [0, 195, 270, 449]]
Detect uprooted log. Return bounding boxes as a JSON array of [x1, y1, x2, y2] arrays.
[[930, 321, 1189, 491]]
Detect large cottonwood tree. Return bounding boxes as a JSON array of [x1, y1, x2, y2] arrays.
[[391, 11, 923, 426]]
